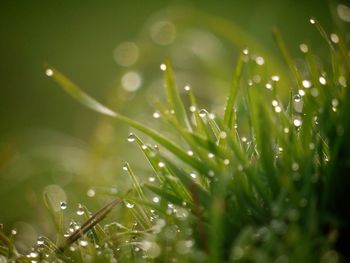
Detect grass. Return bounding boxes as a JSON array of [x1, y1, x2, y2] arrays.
[[1, 12, 350, 263]]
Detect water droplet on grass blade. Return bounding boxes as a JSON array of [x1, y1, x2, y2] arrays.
[[293, 118, 302, 127], [79, 240, 88, 247], [330, 33, 339, 43], [319, 76, 327, 85], [45, 68, 53, 77], [255, 56, 265, 65], [126, 202, 134, 209], [299, 43, 309, 53], [302, 80, 312, 88], [293, 94, 301, 102], [190, 172, 197, 179], [199, 109, 206, 117], [309, 17, 316, 24], [37, 236, 45, 246], [127, 133, 135, 142], [87, 188, 96, 197], [158, 162, 165, 168], [153, 111, 161, 119], [272, 75, 280, 82], [272, 100, 278, 107], [160, 64, 167, 71], [189, 105, 196, 112], [77, 204, 84, 216], [60, 201, 67, 210], [265, 82, 272, 89]]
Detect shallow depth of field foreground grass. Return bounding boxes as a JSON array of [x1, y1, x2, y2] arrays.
[[1, 5, 350, 263]]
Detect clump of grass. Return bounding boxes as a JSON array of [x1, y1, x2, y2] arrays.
[[1, 14, 350, 263]]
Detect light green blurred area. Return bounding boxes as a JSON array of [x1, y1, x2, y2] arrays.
[[0, 0, 332, 247]]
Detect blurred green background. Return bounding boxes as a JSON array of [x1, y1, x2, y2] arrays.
[[0, 0, 333, 251]]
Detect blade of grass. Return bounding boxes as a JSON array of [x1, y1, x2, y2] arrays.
[[224, 53, 244, 129], [46, 65, 205, 174]]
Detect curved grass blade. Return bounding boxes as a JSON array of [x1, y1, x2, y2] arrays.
[[45, 65, 204, 174]]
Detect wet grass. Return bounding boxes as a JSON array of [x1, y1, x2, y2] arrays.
[[1, 13, 350, 263]]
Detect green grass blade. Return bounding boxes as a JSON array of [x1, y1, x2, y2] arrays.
[[224, 53, 244, 129], [163, 60, 192, 130]]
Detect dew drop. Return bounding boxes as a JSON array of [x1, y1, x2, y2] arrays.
[[127, 133, 135, 142], [293, 94, 301, 102], [265, 82, 272, 89], [160, 64, 167, 71], [292, 162, 299, 171], [184, 85, 191, 91], [141, 144, 148, 150], [158, 162, 165, 168], [187, 150, 193, 156], [79, 240, 88, 247], [330, 33, 339, 44], [283, 127, 290, 133], [274, 106, 282, 113], [87, 188, 95, 197], [241, 136, 247, 143], [299, 43, 309, 53], [331, 98, 339, 107], [242, 48, 249, 55], [153, 111, 161, 119], [189, 105, 196, 112], [255, 56, 264, 65], [272, 75, 280, 82], [45, 68, 53, 77], [302, 80, 312, 88], [190, 172, 197, 179], [153, 197, 160, 203], [219, 131, 227, 139], [208, 170, 215, 177], [37, 236, 45, 246], [272, 100, 278, 107], [293, 119, 302, 127], [208, 153, 214, 158], [77, 204, 84, 216], [319, 76, 327, 85], [126, 202, 135, 209], [224, 159, 230, 165], [199, 109, 206, 117], [60, 201, 67, 210], [148, 176, 156, 182], [309, 17, 316, 24], [11, 229, 17, 235], [298, 89, 305, 97], [338, 76, 347, 87], [122, 164, 128, 171]]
